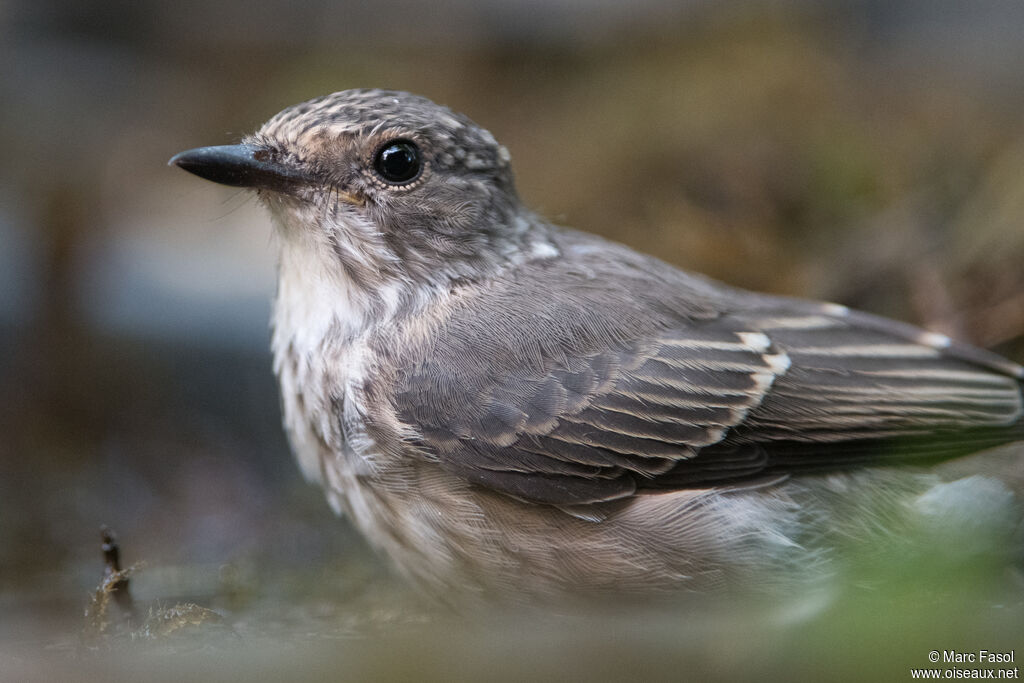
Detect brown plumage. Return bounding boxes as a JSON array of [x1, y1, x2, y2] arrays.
[[171, 89, 1024, 601]]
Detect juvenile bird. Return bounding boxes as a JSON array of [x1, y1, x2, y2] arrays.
[[171, 90, 1024, 601]]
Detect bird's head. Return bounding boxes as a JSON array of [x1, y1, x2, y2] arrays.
[[172, 89, 541, 290]]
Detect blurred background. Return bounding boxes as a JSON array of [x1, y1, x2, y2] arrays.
[[2, 0, 1024, 680]]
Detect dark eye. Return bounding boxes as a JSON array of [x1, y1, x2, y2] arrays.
[[373, 140, 422, 184]]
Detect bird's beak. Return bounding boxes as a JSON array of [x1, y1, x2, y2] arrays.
[[169, 144, 309, 195]]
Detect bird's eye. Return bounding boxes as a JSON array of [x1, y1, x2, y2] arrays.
[[373, 140, 422, 184]]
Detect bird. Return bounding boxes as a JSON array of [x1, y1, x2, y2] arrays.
[[171, 89, 1024, 602]]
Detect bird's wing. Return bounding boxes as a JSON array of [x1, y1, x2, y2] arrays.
[[387, 247, 1024, 506]]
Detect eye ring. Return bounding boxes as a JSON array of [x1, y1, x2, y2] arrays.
[[373, 139, 423, 184]]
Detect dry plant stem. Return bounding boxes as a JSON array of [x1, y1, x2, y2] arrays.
[[99, 526, 138, 625]]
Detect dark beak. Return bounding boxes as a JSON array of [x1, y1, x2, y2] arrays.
[[169, 144, 308, 194]]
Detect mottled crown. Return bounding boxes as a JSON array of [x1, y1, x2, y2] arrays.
[[252, 89, 512, 183]]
